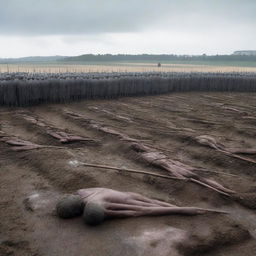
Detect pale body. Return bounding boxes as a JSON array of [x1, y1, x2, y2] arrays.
[[77, 187, 226, 218]]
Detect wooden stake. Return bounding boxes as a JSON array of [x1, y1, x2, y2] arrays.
[[78, 162, 185, 181]]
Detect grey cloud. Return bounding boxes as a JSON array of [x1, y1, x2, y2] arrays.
[[0, 0, 255, 35], [1, 0, 175, 35]]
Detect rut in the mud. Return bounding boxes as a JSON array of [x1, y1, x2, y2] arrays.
[[16, 111, 99, 145], [64, 110, 235, 195], [0, 130, 58, 151]]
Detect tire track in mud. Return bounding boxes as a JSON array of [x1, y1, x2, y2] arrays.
[[2, 94, 255, 197], [128, 93, 256, 133], [122, 95, 256, 155], [62, 109, 253, 200], [54, 98, 256, 206], [92, 94, 255, 144], [54, 98, 256, 190], [16, 111, 100, 145], [54, 105, 253, 237], [21, 105, 233, 206], [0, 110, 175, 199], [0, 109, 101, 191]]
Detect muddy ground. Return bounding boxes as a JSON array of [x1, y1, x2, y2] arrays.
[[0, 92, 256, 256]]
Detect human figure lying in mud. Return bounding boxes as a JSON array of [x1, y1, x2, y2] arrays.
[[56, 188, 227, 225]]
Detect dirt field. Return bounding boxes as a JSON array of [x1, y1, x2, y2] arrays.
[[1, 63, 256, 73], [1, 92, 256, 256]]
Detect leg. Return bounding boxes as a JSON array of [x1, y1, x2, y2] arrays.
[[150, 198, 176, 207], [105, 203, 227, 217], [141, 206, 227, 216], [105, 210, 138, 218], [105, 202, 147, 212], [128, 192, 174, 207], [127, 199, 161, 207]]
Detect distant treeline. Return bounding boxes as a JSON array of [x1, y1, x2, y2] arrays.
[[1, 72, 256, 107], [1, 54, 256, 64], [62, 54, 256, 62], [0, 56, 65, 64]]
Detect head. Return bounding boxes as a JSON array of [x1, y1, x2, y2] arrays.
[[56, 194, 85, 219], [83, 201, 105, 225]]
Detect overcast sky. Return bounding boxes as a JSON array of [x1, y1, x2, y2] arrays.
[[0, 0, 255, 58]]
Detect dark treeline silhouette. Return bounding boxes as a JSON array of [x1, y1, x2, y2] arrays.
[[0, 56, 66, 64], [62, 54, 256, 62], [1, 54, 256, 64], [1, 72, 256, 107]]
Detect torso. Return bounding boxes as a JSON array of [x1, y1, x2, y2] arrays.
[[77, 188, 131, 205]]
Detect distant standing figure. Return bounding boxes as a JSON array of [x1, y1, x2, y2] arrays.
[[56, 188, 227, 225], [157, 62, 161, 67]]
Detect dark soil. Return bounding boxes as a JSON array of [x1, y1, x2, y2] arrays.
[[1, 92, 256, 256]]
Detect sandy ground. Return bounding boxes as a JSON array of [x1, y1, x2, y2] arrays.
[[1, 63, 256, 73], [0, 92, 256, 256]]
